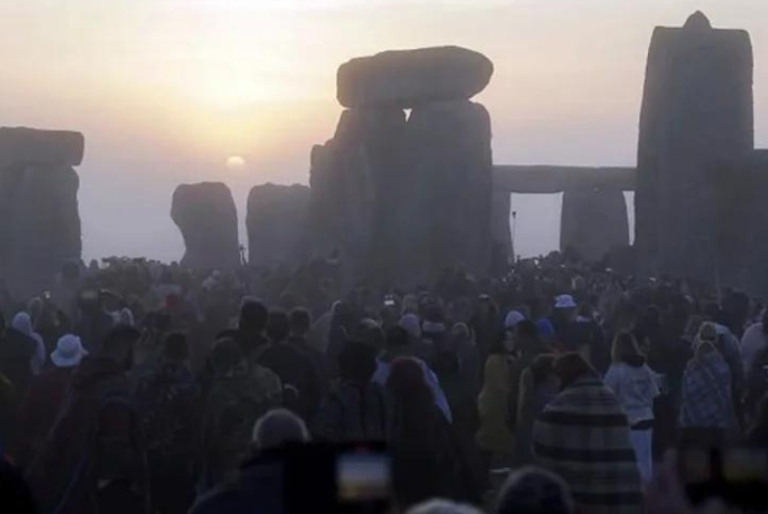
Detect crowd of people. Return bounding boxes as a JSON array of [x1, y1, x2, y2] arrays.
[[0, 251, 767, 514]]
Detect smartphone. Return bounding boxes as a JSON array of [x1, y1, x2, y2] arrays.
[[266, 442, 391, 514]]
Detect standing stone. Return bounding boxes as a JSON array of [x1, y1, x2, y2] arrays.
[[309, 106, 406, 286], [171, 182, 240, 269], [400, 100, 493, 284], [636, 12, 753, 281], [560, 189, 629, 262], [491, 190, 513, 272], [0, 128, 84, 298], [1, 165, 81, 296], [247, 184, 310, 269], [337, 46, 493, 109], [715, 151, 768, 297]]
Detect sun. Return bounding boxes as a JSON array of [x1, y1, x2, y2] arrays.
[[226, 155, 246, 172]]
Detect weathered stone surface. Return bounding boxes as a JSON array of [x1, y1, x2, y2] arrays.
[[171, 182, 240, 269], [716, 151, 768, 296], [337, 46, 493, 108], [399, 100, 493, 283], [0, 127, 85, 167], [0, 165, 82, 296], [560, 189, 629, 262], [491, 190, 512, 272], [636, 12, 753, 281], [493, 165, 636, 194], [309, 106, 406, 286], [247, 184, 310, 269]]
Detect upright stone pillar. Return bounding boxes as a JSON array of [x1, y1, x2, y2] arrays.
[[309, 107, 406, 287], [0, 128, 84, 297], [636, 12, 753, 281], [491, 190, 513, 272], [560, 189, 629, 262], [402, 100, 493, 284], [247, 184, 310, 270], [171, 182, 240, 269]]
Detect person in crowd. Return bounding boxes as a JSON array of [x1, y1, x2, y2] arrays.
[[448, 322, 482, 397], [679, 323, 740, 441], [0, 312, 37, 448], [200, 338, 282, 492], [550, 294, 577, 346], [28, 325, 147, 514], [16, 334, 88, 466], [515, 354, 559, 464], [236, 299, 270, 358], [287, 307, 329, 395], [190, 409, 310, 514], [11, 312, 45, 376], [135, 332, 201, 514], [704, 305, 745, 403], [645, 298, 693, 458], [406, 499, 485, 514], [257, 309, 322, 420], [747, 393, 768, 447], [604, 332, 660, 482], [470, 294, 501, 362], [496, 466, 575, 514], [742, 308, 768, 376], [400, 312, 434, 362], [476, 332, 514, 471], [312, 340, 387, 442], [372, 326, 452, 422], [387, 357, 478, 509], [533, 353, 643, 514]]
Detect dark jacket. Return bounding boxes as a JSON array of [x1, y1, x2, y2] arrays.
[[28, 357, 148, 514], [16, 366, 77, 466], [312, 381, 387, 442], [189, 454, 283, 514], [200, 365, 282, 491], [257, 343, 322, 420], [389, 401, 479, 508]]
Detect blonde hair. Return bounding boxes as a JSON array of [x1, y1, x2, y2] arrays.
[[694, 322, 719, 357]]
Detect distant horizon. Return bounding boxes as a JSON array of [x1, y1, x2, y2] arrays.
[[1, 0, 766, 262]]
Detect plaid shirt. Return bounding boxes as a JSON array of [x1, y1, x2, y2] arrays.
[[680, 352, 737, 430]]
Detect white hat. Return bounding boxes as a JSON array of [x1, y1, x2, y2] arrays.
[[51, 335, 88, 368], [504, 310, 525, 329], [554, 295, 577, 309]]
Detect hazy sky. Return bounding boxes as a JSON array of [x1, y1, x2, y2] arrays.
[[1, 0, 766, 262]]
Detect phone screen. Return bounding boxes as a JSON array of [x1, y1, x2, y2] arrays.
[[337, 452, 391, 503]]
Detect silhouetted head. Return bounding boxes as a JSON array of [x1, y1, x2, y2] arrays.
[[289, 308, 311, 337], [406, 499, 484, 514], [554, 352, 596, 390], [386, 357, 432, 405], [337, 340, 378, 383], [239, 299, 268, 334], [210, 338, 247, 377], [267, 309, 290, 344], [497, 467, 574, 514], [163, 331, 188, 364], [386, 326, 410, 349], [103, 324, 141, 370], [251, 408, 310, 451]]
